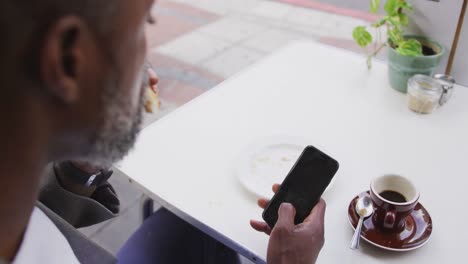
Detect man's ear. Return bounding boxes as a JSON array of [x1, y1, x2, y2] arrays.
[[40, 16, 88, 104]]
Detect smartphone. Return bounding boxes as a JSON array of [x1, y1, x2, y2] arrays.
[[262, 146, 339, 228]]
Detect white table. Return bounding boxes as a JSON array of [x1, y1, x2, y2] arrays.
[[119, 42, 468, 263]]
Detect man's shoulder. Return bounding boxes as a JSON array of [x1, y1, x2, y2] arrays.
[[37, 204, 117, 264], [12, 206, 81, 264]]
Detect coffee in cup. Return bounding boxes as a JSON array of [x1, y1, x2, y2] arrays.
[[370, 175, 420, 232]]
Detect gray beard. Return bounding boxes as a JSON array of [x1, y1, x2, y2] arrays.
[[82, 70, 146, 167]]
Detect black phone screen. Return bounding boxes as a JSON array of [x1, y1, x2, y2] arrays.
[[262, 146, 339, 228]]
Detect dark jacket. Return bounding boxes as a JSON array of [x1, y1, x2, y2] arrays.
[[38, 164, 118, 264]]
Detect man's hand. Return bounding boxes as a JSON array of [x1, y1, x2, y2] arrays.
[[250, 184, 326, 264]]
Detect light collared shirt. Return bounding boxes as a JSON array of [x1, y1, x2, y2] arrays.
[[12, 207, 79, 264]]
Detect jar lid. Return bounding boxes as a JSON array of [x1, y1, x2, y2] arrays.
[[408, 74, 443, 97]]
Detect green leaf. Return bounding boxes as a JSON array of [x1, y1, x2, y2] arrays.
[[371, 17, 387, 28], [384, 0, 399, 16], [388, 27, 403, 45], [353, 26, 373, 47], [370, 0, 381, 14], [399, 1, 413, 11], [396, 39, 423, 56], [399, 13, 409, 26], [387, 15, 400, 27]]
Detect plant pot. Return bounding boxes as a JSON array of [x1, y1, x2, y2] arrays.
[[388, 36, 445, 93]]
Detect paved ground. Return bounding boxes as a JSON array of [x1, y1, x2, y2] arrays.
[[79, 0, 373, 261], [278, 0, 372, 13]]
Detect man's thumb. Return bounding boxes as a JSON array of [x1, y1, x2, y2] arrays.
[[276, 203, 296, 228]]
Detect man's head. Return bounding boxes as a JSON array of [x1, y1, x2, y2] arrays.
[[0, 0, 155, 166]]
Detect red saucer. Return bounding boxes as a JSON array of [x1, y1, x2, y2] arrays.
[[348, 191, 433, 251]]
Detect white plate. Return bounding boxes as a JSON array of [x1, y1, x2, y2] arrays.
[[236, 136, 335, 198]]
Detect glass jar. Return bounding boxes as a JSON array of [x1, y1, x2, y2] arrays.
[[407, 74, 456, 114], [407, 75, 443, 114]]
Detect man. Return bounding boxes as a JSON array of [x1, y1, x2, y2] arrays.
[[0, 0, 326, 263]]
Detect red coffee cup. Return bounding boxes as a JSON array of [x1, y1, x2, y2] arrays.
[[370, 175, 420, 232]]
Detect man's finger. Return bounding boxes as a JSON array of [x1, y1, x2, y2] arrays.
[[258, 198, 270, 209], [250, 220, 272, 235], [304, 199, 326, 224], [275, 203, 296, 229], [272, 184, 280, 194]]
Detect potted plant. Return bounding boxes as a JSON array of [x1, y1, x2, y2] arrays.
[[352, 0, 445, 93]]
